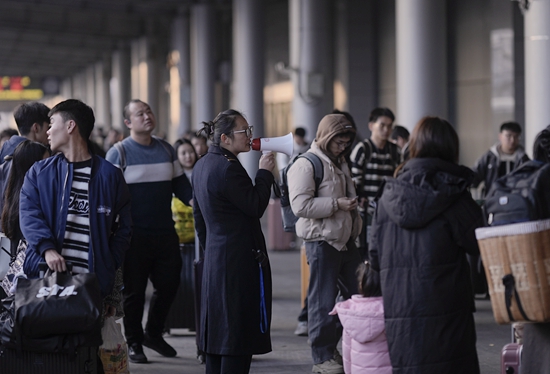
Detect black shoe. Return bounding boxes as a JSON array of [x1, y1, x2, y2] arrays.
[[128, 343, 148, 363], [143, 334, 177, 357]]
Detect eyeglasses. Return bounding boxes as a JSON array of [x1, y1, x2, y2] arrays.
[[231, 126, 254, 137], [334, 140, 351, 149]]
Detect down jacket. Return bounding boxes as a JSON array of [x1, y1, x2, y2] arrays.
[[330, 296, 391, 374], [370, 157, 483, 374]]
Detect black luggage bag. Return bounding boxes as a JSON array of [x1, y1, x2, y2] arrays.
[[165, 243, 196, 332], [0, 345, 98, 374]]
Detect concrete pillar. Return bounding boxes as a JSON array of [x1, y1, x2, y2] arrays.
[[60, 77, 72, 100], [524, 1, 550, 157], [85, 65, 96, 109], [191, 3, 216, 129], [290, 0, 334, 138], [111, 44, 131, 132], [72, 72, 86, 102], [171, 12, 192, 140], [232, 0, 264, 177], [396, 0, 447, 130], [94, 58, 111, 128]]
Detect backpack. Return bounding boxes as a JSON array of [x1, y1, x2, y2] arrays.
[[484, 161, 550, 226], [279, 153, 324, 233]]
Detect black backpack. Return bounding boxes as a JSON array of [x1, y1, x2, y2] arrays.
[[484, 161, 550, 226], [279, 153, 323, 233]]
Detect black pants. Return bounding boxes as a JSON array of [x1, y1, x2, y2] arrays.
[[205, 353, 252, 374], [122, 231, 182, 345]]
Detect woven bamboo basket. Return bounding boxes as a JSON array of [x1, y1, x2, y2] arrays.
[[475, 219, 550, 324]]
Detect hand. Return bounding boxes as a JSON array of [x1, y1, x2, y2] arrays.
[[104, 304, 116, 318], [337, 197, 359, 211], [44, 249, 67, 272], [259, 152, 276, 173]]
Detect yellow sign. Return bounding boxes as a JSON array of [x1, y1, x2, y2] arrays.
[[0, 76, 44, 101]]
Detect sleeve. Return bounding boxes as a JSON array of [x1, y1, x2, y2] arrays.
[[224, 162, 274, 218], [108, 167, 132, 269], [19, 165, 57, 257], [350, 142, 366, 197], [288, 158, 337, 219], [368, 199, 382, 271], [444, 194, 483, 256], [193, 197, 206, 251], [105, 146, 122, 168], [471, 153, 487, 188]]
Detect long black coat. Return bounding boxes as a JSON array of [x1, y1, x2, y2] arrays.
[[369, 158, 483, 374], [192, 145, 274, 356]]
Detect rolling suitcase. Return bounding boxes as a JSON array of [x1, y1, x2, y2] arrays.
[[0, 345, 98, 374], [501, 325, 522, 374], [165, 243, 196, 332]]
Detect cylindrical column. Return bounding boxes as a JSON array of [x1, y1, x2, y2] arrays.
[[232, 0, 264, 177], [290, 0, 334, 138], [172, 12, 192, 139], [191, 3, 216, 129], [524, 1, 550, 157], [85, 65, 96, 109], [94, 58, 111, 128], [396, 0, 447, 130], [111, 44, 131, 132]]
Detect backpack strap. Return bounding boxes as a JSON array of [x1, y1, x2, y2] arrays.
[[299, 153, 324, 197], [113, 142, 126, 171]]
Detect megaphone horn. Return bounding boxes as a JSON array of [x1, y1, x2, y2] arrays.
[[251, 132, 294, 157]]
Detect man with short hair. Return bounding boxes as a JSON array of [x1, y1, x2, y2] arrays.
[[0, 102, 51, 228], [21, 98, 131, 316], [472, 121, 529, 198], [349, 107, 400, 258], [106, 99, 192, 364]]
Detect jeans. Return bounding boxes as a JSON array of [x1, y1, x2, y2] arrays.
[[305, 240, 360, 364], [122, 231, 182, 345]]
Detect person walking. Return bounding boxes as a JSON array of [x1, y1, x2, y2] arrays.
[[192, 109, 276, 374], [370, 116, 483, 373], [287, 113, 362, 374]]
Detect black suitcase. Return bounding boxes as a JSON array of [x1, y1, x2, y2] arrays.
[[165, 243, 196, 332], [0, 345, 98, 374]]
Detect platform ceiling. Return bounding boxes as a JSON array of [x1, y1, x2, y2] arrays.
[[0, 0, 203, 79]]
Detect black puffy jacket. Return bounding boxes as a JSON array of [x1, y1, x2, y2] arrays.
[[369, 157, 483, 374]]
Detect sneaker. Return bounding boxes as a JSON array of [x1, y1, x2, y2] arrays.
[[312, 359, 344, 374], [294, 321, 308, 336], [128, 343, 148, 363], [143, 334, 177, 357], [333, 349, 343, 366]]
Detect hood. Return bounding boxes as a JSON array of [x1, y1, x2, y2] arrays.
[[379, 158, 474, 229], [331, 296, 386, 344], [315, 114, 356, 155], [490, 142, 527, 160]]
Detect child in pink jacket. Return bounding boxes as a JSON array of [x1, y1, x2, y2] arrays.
[[330, 261, 391, 374]]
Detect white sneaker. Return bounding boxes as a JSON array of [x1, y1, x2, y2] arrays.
[[333, 349, 343, 366], [294, 321, 308, 336], [312, 359, 344, 374]]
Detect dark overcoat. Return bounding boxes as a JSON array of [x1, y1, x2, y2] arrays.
[[192, 145, 274, 356], [369, 158, 483, 374]]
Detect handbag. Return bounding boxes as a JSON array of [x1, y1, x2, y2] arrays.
[[98, 317, 129, 374], [14, 265, 103, 339]]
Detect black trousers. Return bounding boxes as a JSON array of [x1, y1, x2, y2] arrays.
[[205, 353, 252, 374], [122, 231, 182, 345]]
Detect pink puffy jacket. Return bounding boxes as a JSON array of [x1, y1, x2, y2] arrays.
[[330, 296, 391, 374]]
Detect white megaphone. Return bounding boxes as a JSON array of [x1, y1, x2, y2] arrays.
[[251, 132, 294, 157]]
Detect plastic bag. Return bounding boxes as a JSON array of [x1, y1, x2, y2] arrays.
[[172, 196, 195, 243], [99, 317, 129, 374]]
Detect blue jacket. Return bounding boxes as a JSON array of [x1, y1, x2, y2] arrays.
[[20, 153, 132, 298]]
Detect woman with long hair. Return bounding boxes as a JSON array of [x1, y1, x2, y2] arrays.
[[369, 117, 483, 373], [0, 140, 50, 298]]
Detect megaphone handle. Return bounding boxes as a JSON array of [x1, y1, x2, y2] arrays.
[[260, 151, 280, 181]]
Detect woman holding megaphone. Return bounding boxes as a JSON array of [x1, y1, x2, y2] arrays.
[[192, 109, 276, 374]]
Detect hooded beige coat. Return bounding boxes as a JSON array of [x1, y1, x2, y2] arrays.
[[287, 114, 361, 250]]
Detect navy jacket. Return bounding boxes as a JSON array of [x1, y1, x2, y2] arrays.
[[21, 153, 132, 298]]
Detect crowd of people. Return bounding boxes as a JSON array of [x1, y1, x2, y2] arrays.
[[0, 98, 548, 374]]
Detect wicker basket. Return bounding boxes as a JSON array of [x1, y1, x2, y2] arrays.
[[475, 219, 550, 324]]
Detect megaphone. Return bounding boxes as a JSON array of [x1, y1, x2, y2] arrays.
[[251, 132, 294, 157]]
